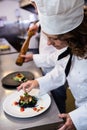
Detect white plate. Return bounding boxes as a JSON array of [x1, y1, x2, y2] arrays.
[[3, 89, 51, 118]]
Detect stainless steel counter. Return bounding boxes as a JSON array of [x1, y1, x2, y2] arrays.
[[0, 53, 63, 130]]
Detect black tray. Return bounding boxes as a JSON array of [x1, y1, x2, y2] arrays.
[[1, 71, 34, 89]]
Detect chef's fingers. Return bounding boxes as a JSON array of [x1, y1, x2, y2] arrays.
[[57, 114, 68, 130], [20, 54, 33, 62], [17, 80, 39, 92], [57, 124, 67, 130], [17, 84, 23, 91], [58, 114, 75, 130], [28, 24, 38, 35], [17, 81, 31, 91]]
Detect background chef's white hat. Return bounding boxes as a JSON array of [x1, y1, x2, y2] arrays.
[[36, 0, 84, 35]]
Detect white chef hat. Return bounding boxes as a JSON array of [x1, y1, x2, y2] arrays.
[[35, 0, 84, 35]]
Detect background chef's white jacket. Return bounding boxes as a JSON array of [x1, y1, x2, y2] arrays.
[[33, 48, 87, 130], [39, 31, 57, 74]]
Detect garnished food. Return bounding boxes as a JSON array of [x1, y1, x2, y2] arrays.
[[18, 92, 37, 108], [33, 107, 44, 112], [13, 92, 44, 112], [13, 73, 27, 82]]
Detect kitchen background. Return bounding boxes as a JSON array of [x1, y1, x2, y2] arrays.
[[0, 0, 39, 51]]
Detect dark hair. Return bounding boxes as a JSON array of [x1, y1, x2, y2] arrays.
[[57, 9, 87, 58]]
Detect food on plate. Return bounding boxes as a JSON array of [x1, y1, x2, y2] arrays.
[[0, 44, 10, 51], [13, 73, 27, 82], [18, 92, 37, 108], [13, 92, 45, 112], [33, 106, 44, 112]]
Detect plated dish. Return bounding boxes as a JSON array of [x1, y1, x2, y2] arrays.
[[1, 71, 34, 89], [3, 89, 51, 118]]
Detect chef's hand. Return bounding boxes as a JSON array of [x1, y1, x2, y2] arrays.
[[57, 113, 76, 130], [20, 53, 33, 62], [17, 80, 39, 92], [28, 22, 39, 35]]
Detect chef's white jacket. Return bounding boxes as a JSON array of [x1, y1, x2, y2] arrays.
[[33, 47, 87, 130]]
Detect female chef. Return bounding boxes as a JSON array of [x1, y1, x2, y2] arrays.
[[17, 0, 87, 130], [27, 0, 67, 113]]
